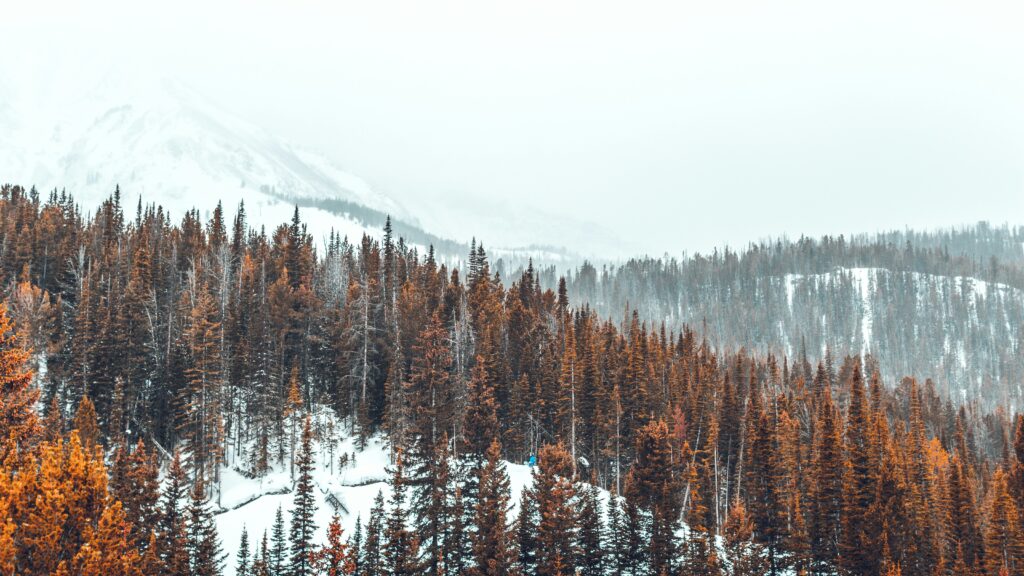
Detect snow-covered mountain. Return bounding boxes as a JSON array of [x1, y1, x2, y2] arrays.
[[0, 71, 621, 266], [0, 71, 414, 245]]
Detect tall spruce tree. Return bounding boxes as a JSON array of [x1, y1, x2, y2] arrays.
[[471, 438, 517, 576], [186, 478, 224, 576], [289, 416, 317, 576]]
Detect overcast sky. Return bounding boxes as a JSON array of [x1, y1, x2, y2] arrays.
[[4, 0, 1024, 255]]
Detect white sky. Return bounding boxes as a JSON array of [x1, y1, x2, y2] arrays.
[[4, 0, 1024, 255]]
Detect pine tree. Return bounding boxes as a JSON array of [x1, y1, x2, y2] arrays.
[[384, 453, 420, 576], [723, 500, 769, 576], [286, 366, 304, 478], [73, 393, 101, 450], [418, 437, 455, 576], [237, 526, 252, 576], [984, 467, 1024, 576], [180, 281, 225, 486], [681, 457, 721, 576], [532, 443, 578, 576], [808, 385, 842, 573], [517, 478, 540, 575], [270, 505, 289, 576], [626, 419, 679, 575], [187, 477, 224, 576], [575, 482, 604, 576], [159, 450, 192, 576], [311, 516, 356, 576], [0, 302, 39, 461], [463, 356, 500, 512], [839, 364, 876, 574], [604, 492, 628, 575], [67, 501, 146, 576], [252, 532, 272, 576], [471, 438, 517, 576], [110, 439, 161, 549], [350, 516, 364, 576], [290, 416, 317, 576], [360, 493, 385, 576]]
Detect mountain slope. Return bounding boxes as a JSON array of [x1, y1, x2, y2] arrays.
[[0, 72, 405, 243]]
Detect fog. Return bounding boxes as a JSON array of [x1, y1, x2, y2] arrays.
[[4, 0, 1024, 255]]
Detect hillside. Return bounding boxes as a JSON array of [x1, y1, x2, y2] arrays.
[[558, 226, 1024, 409]]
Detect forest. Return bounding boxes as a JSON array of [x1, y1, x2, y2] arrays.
[[3, 183, 1024, 576]]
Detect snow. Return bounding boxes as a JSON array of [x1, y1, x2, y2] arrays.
[[0, 70, 402, 250], [0, 68, 603, 265], [212, 417, 541, 576]]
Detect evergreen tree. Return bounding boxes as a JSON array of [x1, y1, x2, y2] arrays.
[[626, 419, 679, 575], [73, 393, 101, 450], [723, 500, 769, 576], [839, 364, 876, 574], [360, 494, 385, 576], [383, 453, 420, 576], [158, 450, 192, 576], [984, 467, 1024, 576], [110, 439, 161, 549], [270, 505, 289, 576], [311, 515, 355, 576], [532, 443, 578, 576], [575, 483, 604, 576], [808, 386, 842, 574], [0, 302, 39, 461], [517, 477, 540, 575], [471, 438, 517, 576], [290, 416, 317, 576], [237, 527, 251, 576], [187, 477, 224, 576]]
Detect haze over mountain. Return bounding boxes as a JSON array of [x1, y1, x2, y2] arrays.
[[0, 66, 633, 261], [8, 0, 1024, 258]]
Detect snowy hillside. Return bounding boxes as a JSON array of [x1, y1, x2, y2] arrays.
[[0, 71, 405, 244], [212, 416, 536, 576]]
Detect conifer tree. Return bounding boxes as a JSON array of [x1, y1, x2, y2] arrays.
[[237, 526, 251, 576], [384, 453, 420, 576], [187, 477, 224, 576], [67, 501, 146, 576], [290, 416, 317, 576], [180, 280, 225, 486], [463, 356, 500, 511], [575, 482, 604, 576], [110, 439, 162, 549], [74, 393, 101, 450], [418, 437, 455, 576], [311, 516, 356, 576], [532, 443, 578, 576], [517, 478, 540, 575], [471, 438, 517, 576], [360, 493, 385, 576], [839, 364, 876, 574], [270, 505, 289, 576], [626, 419, 679, 575], [723, 500, 769, 576], [0, 302, 39, 460], [681, 458, 721, 576], [984, 467, 1024, 576], [251, 532, 271, 576], [808, 386, 842, 573], [158, 450, 192, 576]]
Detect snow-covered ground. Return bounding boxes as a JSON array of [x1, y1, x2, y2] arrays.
[[212, 417, 537, 576]]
